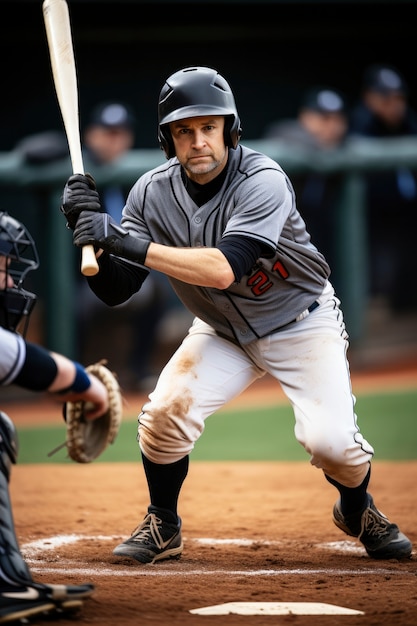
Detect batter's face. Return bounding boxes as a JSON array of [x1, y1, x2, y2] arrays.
[[169, 115, 228, 183]]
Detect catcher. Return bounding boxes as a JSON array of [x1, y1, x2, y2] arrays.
[[0, 211, 121, 624]]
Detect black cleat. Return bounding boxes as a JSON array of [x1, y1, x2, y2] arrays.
[[113, 508, 183, 564], [333, 494, 412, 560]]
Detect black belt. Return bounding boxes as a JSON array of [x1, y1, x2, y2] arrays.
[[307, 300, 320, 314]]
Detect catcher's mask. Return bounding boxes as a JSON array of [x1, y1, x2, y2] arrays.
[[0, 211, 39, 335], [158, 66, 242, 159]]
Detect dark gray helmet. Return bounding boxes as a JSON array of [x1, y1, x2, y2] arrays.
[[0, 211, 39, 334], [158, 66, 242, 158]]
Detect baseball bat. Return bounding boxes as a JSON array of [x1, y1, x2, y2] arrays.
[[42, 0, 99, 276]]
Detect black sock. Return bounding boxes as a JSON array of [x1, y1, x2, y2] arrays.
[[325, 466, 371, 516], [141, 452, 189, 522]]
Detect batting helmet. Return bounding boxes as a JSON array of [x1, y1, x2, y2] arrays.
[[158, 66, 242, 158], [0, 212, 39, 334]]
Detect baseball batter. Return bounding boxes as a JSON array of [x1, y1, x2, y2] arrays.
[[62, 66, 412, 564]]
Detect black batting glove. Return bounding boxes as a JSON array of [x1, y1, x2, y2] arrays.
[[61, 173, 102, 230], [73, 211, 150, 265]]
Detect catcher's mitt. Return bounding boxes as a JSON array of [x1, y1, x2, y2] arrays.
[[64, 361, 123, 463]]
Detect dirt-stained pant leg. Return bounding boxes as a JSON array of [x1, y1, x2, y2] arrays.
[[138, 319, 264, 464], [245, 286, 374, 488]]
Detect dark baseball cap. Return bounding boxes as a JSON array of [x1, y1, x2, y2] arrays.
[[362, 65, 408, 95], [89, 102, 136, 130], [301, 87, 346, 114]]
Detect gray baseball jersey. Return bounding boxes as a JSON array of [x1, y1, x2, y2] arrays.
[[121, 144, 330, 345]]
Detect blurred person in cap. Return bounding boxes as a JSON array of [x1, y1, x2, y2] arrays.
[[263, 87, 349, 289], [349, 65, 417, 312], [79, 102, 181, 391], [350, 64, 417, 136], [82, 101, 137, 214], [265, 86, 348, 150]]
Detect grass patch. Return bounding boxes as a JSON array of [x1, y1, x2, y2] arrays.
[[15, 389, 417, 463]]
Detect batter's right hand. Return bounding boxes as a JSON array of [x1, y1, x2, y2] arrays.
[[61, 173, 102, 230]]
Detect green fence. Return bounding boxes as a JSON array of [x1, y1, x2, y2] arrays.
[[1, 136, 416, 357]]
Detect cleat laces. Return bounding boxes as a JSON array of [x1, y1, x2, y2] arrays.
[[360, 509, 396, 541], [130, 513, 166, 548]]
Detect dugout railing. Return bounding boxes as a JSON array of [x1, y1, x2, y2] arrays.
[[0, 136, 416, 359]]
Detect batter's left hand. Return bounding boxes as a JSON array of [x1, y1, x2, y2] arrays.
[[73, 211, 150, 265]]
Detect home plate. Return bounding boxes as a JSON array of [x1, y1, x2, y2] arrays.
[[190, 602, 365, 615]]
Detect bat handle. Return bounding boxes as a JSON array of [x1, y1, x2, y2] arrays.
[[81, 244, 99, 276], [70, 156, 99, 277]]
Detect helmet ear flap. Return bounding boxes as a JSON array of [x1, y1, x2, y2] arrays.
[[224, 115, 242, 149], [158, 125, 175, 159]]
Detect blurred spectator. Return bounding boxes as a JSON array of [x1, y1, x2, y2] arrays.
[[82, 101, 136, 195], [14, 130, 68, 164], [79, 102, 185, 391], [349, 64, 417, 312], [263, 87, 349, 290]]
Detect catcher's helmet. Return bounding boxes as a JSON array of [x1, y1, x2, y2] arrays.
[[158, 66, 242, 158], [0, 211, 39, 334]]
